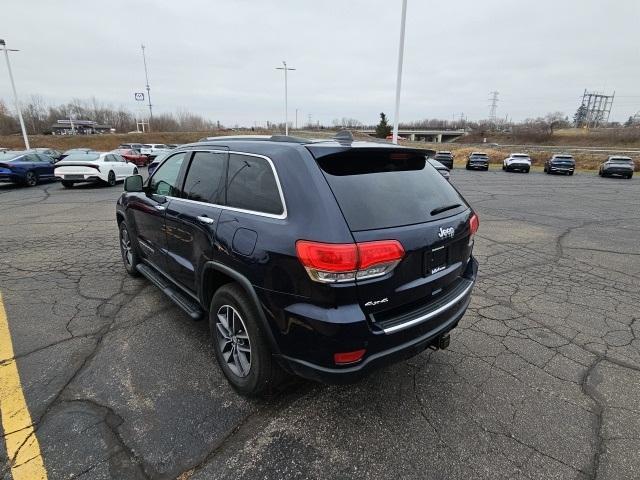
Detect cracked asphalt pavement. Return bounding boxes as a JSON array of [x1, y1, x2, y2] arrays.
[[1, 170, 639, 479]]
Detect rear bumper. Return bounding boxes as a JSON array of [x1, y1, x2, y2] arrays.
[[467, 162, 488, 169], [506, 163, 530, 170], [0, 173, 21, 183], [604, 168, 633, 176], [548, 164, 574, 172], [280, 292, 470, 383], [264, 257, 478, 384], [55, 174, 103, 182]]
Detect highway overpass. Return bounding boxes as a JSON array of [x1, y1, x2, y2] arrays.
[[358, 129, 466, 143]]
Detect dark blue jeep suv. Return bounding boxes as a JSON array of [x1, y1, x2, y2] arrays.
[[116, 135, 479, 396]]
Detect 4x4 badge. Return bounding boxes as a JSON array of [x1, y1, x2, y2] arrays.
[[438, 226, 455, 239]]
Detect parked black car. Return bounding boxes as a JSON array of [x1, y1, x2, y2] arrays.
[[30, 148, 63, 162], [116, 136, 479, 395], [544, 154, 575, 175], [599, 156, 634, 179], [427, 158, 451, 181], [466, 152, 489, 171], [433, 151, 454, 169]]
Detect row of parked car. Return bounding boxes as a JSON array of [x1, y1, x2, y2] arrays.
[[0, 143, 181, 187], [430, 150, 635, 179]]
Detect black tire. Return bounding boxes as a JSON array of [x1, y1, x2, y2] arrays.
[[484, 166, 489, 171], [628, 173, 634, 179], [24, 171, 38, 187], [525, 168, 530, 173], [569, 171, 574, 176], [107, 170, 116, 186], [502, 164, 506, 171], [466, 164, 471, 170], [209, 283, 286, 396], [118, 221, 141, 276], [61, 181, 74, 188]]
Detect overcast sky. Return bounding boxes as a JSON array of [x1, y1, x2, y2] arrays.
[[1, 0, 639, 126]]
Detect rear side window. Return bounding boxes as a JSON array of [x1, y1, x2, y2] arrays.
[[183, 151, 226, 204], [226, 153, 283, 215], [316, 150, 466, 231]]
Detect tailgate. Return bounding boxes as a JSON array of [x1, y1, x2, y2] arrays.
[[309, 146, 474, 320]]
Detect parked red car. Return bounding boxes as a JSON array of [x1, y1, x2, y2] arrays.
[[112, 149, 149, 167]]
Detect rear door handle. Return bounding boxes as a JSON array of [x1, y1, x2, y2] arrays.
[[197, 215, 215, 225]]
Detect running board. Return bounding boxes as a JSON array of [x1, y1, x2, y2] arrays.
[[136, 263, 204, 321]]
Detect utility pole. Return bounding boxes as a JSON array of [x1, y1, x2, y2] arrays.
[[392, 0, 408, 144], [276, 61, 295, 135], [295, 108, 298, 130], [141, 44, 153, 131], [0, 39, 30, 149], [488, 91, 499, 126]]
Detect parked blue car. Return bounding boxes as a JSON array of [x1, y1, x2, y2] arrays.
[[0, 151, 57, 186]]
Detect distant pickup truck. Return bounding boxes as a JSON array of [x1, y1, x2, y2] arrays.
[[140, 144, 170, 159]]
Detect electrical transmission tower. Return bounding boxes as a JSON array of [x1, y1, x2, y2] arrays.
[[488, 91, 499, 125], [577, 90, 615, 128]]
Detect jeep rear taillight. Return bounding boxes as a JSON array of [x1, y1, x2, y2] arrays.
[[295, 240, 404, 283], [469, 213, 479, 239]]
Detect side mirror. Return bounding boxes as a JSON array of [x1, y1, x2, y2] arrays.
[[124, 174, 144, 192]]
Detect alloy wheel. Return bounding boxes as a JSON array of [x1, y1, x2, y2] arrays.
[[26, 171, 37, 187], [108, 171, 116, 186], [120, 227, 133, 266], [215, 305, 251, 378]]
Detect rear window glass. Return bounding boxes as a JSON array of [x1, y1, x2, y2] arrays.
[[316, 150, 467, 231], [64, 153, 101, 161], [226, 154, 283, 215]]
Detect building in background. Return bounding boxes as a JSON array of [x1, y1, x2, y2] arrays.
[[50, 119, 114, 135]]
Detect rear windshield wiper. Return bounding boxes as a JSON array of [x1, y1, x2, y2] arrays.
[[430, 203, 462, 216]]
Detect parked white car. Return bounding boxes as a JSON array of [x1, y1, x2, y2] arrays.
[[502, 153, 531, 173], [54, 152, 138, 188], [140, 144, 170, 159]]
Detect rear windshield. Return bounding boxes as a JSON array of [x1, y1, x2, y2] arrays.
[[555, 156, 573, 160], [610, 158, 633, 164], [316, 150, 467, 231], [63, 153, 101, 161]]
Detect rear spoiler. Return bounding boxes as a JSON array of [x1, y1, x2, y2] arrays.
[[306, 144, 436, 160], [54, 162, 100, 170]]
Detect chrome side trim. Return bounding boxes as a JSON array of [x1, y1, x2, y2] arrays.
[[382, 281, 474, 334]]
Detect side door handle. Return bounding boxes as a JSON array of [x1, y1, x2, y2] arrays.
[[197, 215, 215, 225], [154, 205, 166, 211]]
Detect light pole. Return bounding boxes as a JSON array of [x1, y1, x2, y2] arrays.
[[0, 39, 30, 149], [392, 0, 408, 145], [276, 61, 295, 135], [141, 44, 153, 131]]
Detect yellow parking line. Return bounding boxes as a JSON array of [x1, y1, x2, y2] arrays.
[[0, 292, 48, 479]]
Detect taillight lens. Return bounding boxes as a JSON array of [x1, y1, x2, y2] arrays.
[[469, 213, 479, 238], [296, 240, 404, 283], [334, 349, 366, 365]]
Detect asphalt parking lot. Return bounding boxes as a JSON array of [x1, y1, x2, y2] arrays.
[[1, 169, 639, 480]]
